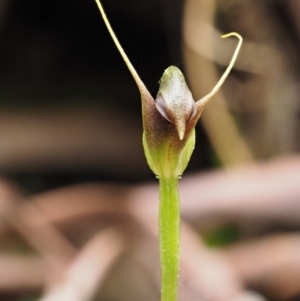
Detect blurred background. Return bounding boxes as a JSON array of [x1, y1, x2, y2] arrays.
[[0, 0, 300, 300]]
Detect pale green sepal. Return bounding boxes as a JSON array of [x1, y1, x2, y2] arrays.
[[142, 131, 159, 176], [176, 128, 195, 176]]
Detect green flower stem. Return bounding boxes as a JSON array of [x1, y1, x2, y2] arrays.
[[92, 3, 242, 301], [159, 176, 180, 301]]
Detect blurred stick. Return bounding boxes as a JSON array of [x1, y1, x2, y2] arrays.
[[182, 0, 253, 165], [0, 254, 46, 291], [1, 156, 299, 298], [3, 156, 299, 231], [0, 178, 76, 274], [129, 210, 266, 301], [182, 0, 299, 159], [224, 233, 300, 300], [12, 200, 77, 271], [38, 227, 124, 301], [179, 155, 300, 226]]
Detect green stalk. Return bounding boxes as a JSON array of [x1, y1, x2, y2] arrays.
[[159, 176, 180, 301], [92, 3, 242, 301]]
